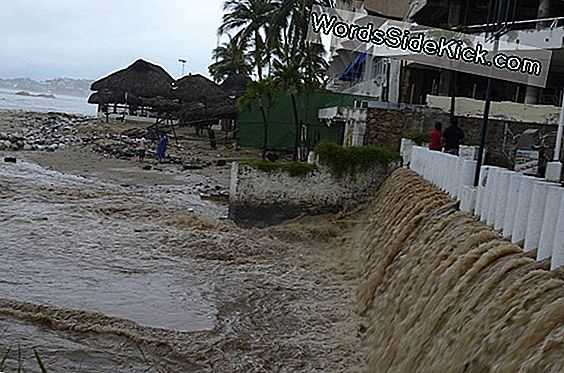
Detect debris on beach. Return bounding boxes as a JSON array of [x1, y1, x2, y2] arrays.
[[0, 112, 85, 151]]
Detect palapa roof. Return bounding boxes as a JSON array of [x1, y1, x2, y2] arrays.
[[90, 59, 174, 98], [172, 74, 230, 103], [88, 90, 126, 105], [139, 97, 182, 114], [220, 74, 251, 98], [173, 74, 236, 120]]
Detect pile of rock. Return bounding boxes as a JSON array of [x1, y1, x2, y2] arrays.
[[88, 134, 184, 164], [0, 112, 87, 152], [196, 182, 229, 201]]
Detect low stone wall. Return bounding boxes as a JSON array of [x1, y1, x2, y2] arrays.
[[229, 162, 395, 227]]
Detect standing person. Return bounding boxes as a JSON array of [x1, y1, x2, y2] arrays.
[[208, 128, 217, 150], [429, 122, 443, 151], [136, 137, 148, 161], [443, 118, 465, 155], [156, 134, 168, 162]]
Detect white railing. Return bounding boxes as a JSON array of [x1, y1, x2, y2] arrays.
[[407, 142, 564, 271]]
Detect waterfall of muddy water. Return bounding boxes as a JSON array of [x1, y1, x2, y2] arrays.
[[357, 168, 564, 372], [0, 158, 364, 372]]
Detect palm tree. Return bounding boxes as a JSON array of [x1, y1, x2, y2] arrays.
[[209, 36, 253, 83], [237, 78, 277, 158], [270, 0, 347, 59], [272, 60, 309, 160], [219, 0, 279, 81]]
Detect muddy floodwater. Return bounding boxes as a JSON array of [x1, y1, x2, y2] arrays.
[[0, 155, 363, 372], [4, 134, 561, 372]]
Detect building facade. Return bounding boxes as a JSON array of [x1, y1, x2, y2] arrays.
[[326, 0, 564, 106]]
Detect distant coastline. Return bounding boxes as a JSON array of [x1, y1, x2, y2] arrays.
[[15, 90, 56, 99], [0, 77, 92, 98]]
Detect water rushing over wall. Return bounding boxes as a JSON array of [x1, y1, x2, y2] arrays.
[[356, 169, 564, 372]]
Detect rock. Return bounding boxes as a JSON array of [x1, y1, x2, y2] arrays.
[[23, 144, 32, 151], [183, 164, 204, 170], [0, 143, 5, 151], [4, 140, 11, 148], [4, 157, 16, 163], [10, 143, 19, 150], [216, 159, 227, 167]]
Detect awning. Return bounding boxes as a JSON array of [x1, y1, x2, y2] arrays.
[[339, 53, 367, 81]]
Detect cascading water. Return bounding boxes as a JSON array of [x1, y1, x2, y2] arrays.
[[356, 168, 564, 372]]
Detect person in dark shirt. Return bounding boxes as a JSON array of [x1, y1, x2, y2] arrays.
[[429, 122, 442, 151], [443, 119, 464, 155]]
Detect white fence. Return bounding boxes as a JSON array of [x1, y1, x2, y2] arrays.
[[408, 144, 564, 271]]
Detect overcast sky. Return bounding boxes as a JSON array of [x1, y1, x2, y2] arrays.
[[0, 0, 227, 80]]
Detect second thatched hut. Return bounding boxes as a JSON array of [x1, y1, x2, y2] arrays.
[[88, 59, 178, 121], [172, 74, 236, 124]]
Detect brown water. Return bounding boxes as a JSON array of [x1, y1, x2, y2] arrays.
[[0, 158, 363, 372], [0, 160, 219, 332], [356, 168, 564, 372], [5, 159, 559, 372]]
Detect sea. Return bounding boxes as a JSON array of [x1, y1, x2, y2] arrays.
[[0, 88, 97, 116]]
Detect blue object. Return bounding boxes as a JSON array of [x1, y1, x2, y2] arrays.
[[156, 136, 168, 160], [339, 53, 367, 81]]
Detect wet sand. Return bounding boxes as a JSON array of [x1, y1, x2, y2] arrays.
[[0, 110, 364, 372]]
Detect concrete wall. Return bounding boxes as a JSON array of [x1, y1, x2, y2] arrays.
[[409, 143, 564, 271], [229, 162, 395, 227], [364, 105, 559, 167], [427, 95, 562, 124]]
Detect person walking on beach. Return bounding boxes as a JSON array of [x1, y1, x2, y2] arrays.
[[156, 134, 168, 162], [443, 119, 464, 155], [137, 137, 148, 161], [429, 122, 442, 151]]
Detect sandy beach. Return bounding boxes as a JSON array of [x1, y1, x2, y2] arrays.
[[0, 109, 364, 372]]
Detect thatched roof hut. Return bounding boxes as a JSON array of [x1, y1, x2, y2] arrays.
[[220, 74, 251, 98], [173, 74, 236, 120], [87, 89, 126, 105], [90, 59, 174, 99], [138, 97, 182, 114]]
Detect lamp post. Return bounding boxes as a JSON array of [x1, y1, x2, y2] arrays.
[[178, 59, 187, 77], [473, 0, 510, 187]]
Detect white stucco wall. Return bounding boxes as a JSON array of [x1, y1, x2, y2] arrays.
[[230, 162, 393, 207]]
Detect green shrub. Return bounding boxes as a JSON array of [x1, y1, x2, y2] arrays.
[[405, 132, 429, 146], [239, 160, 317, 177], [313, 141, 400, 179]]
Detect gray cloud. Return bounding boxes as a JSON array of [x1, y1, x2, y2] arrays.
[[0, 0, 225, 80]]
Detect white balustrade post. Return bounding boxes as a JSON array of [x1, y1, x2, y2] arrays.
[[537, 186, 563, 261], [486, 168, 501, 227], [511, 176, 537, 244], [481, 166, 501, 223], [475, 165, 490, 218], [503, 173, 524, 239], [524, 180, 554, 252], [551, 194, 564, 270], [494, 170, 512, 231]]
